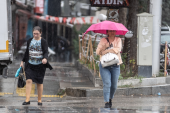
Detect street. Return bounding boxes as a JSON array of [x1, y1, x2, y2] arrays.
[[1, 90, 170, 112], [0, 60, 169, 113]]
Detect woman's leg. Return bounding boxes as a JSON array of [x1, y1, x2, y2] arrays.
[[25, 79, 33, 102], [37, 83, 43, 102], [99, 63, 111, 102], [110, 65, 120, 99]]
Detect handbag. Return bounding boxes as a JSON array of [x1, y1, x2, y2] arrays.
[[101, 38, 119, 68], [17, 67, 26, 88]]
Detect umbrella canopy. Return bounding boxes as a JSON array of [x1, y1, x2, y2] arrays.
[[83, 20, 128, 38]]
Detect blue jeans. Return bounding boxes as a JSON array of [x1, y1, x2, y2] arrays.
[[99, 63, 120, 102]]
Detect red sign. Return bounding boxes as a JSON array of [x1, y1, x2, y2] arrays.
[[34, 0, 44, 14], [89, 0, 129, 8]]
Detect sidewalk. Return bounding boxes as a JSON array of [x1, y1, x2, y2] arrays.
[[65, 61, 170, 97], [9, 60, 170, 97], [1, 95, 170, 112], [49, 61, 94, 89]]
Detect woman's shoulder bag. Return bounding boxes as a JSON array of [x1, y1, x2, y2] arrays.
[[17, 67, 26, 88], [101, 38, 119, 68]]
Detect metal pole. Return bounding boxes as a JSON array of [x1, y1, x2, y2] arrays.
[[79, 36, 81, 60], [127, 39, 130, 70], [63, 0, 70, 16], [52, 24, 54, 48], [46, 22, 48, 43], [150, 0, 162, 77], [43, 0, 48, 16]]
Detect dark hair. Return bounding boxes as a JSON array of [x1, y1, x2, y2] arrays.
[[33, 26, 42, 33]]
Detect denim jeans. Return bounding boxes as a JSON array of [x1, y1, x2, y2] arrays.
[[99, 63, 120, 102]]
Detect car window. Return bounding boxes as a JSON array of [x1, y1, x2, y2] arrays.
[[161, 34, 170, 43]]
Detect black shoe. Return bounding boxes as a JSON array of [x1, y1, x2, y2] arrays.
[[104, 103, 110, 108], [22, 101, 30, 105], [109, 99, 112, 108], [38, 102, 42, 106]]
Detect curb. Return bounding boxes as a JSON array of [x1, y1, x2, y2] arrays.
[[66, 84, 170, 97], [72, 61, 170, 97], [75, 61, 170, 88]]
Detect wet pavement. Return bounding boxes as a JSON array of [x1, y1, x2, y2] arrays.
[[0, 96, 170, 112], [1, 60, 170, 112]]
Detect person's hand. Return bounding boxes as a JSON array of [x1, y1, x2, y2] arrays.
[[20, 61, 24, 67], [42, 58, 47, 64], [106, 49, 117, 54], [101, 50, 108, 55]]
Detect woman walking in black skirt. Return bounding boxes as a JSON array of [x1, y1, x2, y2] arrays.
[[20, 26, 53, 105]]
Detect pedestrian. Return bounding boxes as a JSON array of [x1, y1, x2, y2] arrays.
[[64, 39, 72, 62], [96, 30, 122, 108], [20, 26, 53, 106]]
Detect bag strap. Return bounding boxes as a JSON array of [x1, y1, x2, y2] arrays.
[[106, 38, 112, 48], [21, 66, 26, 79]]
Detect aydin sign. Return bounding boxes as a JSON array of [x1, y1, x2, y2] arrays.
[[89, 0, 129, 8]]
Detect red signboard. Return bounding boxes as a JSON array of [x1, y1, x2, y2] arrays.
[[34, 0, 44, 14], [89, 0, 129, 8]]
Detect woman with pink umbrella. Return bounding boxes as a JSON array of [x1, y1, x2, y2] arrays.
[[96, 30, 122, 108], [84, 21, 128, 108]]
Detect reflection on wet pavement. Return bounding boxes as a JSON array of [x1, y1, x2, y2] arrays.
[[1, 95, 170, 112], [5, 106, 170, 113], [6, 106, 135, 113], [4, 60, 170, 112]]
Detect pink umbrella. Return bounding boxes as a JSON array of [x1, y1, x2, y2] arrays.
[[83, 20, 128, 38]]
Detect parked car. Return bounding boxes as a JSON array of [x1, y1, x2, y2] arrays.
[[161, 26, 170, 31]]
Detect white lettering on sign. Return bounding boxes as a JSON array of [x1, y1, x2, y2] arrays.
[[102, 0, 105, 4], [113, 0, 116, 4], [93, 0, 124, 5], [94, 0, 100, 4], [107, 0, 113, 4]]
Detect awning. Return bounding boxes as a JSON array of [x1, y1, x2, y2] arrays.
[[16, 9, 100, 28]]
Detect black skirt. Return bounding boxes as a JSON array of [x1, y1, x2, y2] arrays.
[[25, 63, 46, 84]]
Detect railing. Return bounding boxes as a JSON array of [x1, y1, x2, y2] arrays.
[[79, 35, 169, 78], [160, 41, 169, 77], [164, 41, 168, 76], [78, 34, 102, 77]]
